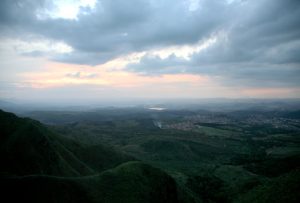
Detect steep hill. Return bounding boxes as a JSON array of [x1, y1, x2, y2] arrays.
[[1, 162, 180, 203], [0, 109, 133, 176], [0, 110, 181, 203]]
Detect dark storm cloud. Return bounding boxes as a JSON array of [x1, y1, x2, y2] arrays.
[[0, 0, 299, 88], [126, 0, 300, 87], [0, 0, 230, 63]]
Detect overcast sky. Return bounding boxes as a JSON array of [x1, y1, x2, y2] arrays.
[[0, 0, 299, 103]]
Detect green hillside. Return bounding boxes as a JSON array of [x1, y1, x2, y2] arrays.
[[0, 110, 182, 203], [0, 109, 133, 176], [81, 161, 179, 203], [1, 108, 299, 202], [1, 162, 180, 203], [39, 108, 300, 202]]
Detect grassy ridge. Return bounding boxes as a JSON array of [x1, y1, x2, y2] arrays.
[[0, 110, 134, 176], [0, 110, 182, 203], [1, 161, 180, 203]]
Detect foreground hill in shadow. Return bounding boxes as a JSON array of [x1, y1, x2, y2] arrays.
[[1, 161, 179, 203], [0, 109, 133, 176], [0, 110, 180, 203]]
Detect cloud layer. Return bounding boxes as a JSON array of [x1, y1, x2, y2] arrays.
[[0, 0, 300, 90]]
